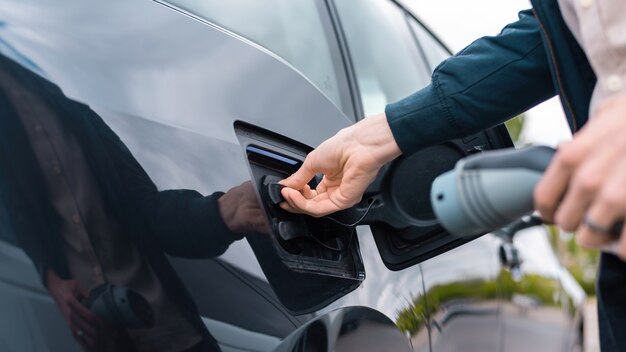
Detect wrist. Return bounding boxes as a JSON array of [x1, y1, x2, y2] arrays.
[[350, 113, 402, 166], [217, 191, 239, 236], [45, 269, 61, 292], [46, 269, 57, 283]]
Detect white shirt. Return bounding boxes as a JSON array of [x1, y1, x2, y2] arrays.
[[557, 0, 626, 114], [557, 0, 626, 253]]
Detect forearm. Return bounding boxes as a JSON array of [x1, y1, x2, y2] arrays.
[[386, 9, 555, 155], [146, 190, 238, 258], [98, 117, 238, 258]]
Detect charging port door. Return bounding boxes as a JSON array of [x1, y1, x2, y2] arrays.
[[235, 121, 365, 314], [363, 126, 515, 270]]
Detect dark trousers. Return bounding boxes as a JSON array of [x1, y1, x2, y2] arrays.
[[598, 253, 626, 352]]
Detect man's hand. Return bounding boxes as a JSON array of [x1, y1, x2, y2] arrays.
[[46, 270, 110, 351], [534, 92, 626, 259], [219, 181, 271, 235], [279, 113, 402, 217]]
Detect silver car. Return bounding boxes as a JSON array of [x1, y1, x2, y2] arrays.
[[0, 0, 585, 351]]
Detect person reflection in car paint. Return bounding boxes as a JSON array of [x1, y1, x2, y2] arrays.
[[0, 54, 269, 352]]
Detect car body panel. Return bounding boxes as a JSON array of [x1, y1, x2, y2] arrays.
[[0, 0, 584, 351], [501, 227, 572, 352]]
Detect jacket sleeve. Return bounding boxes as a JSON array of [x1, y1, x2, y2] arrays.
[[385, 9, 556, 154], [95, 117, 241, 259]]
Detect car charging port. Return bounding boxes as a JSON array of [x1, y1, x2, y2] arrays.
[[235, 122, 365, 282], [262, 176, 287, 207]]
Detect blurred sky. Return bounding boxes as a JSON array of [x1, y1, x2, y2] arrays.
[[400, 0, 573, 147]]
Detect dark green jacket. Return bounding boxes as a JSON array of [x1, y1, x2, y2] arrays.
[[386, 1, 623, 350]]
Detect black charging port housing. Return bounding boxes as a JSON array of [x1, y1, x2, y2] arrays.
[[235, 122, 365, 313]]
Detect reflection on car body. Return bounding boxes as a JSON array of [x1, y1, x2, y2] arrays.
[[0, 54, 270, 351], [0, 0, 585, 351]]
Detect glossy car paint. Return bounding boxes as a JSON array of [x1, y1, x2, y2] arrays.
[[0, 0, 584, 351]]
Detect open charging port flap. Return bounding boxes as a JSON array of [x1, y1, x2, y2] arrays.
[[235, 121, 365, 314]]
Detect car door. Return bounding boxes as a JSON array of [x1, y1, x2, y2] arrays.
[[498, 225, 571, 352], [332, 1, 512, 350]]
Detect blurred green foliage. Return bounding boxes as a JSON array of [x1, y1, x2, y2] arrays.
[[505, 115, 525, 143], [395, 271, 560, 336], [546, 225, 598, 295]]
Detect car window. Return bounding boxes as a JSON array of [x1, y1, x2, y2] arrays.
[[407, 17, 451, 71], [334, 0, 431, 116], [163, 0, 352, 117]]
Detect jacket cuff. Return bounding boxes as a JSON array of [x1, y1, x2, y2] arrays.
[[205, 192, 244, 244], [385, 78, 461, 155]]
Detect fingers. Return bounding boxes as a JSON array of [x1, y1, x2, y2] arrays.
[[69, 311, 97, 350], [301, 185, 317, 199], [69, 300, 98, 330], [316, 177, 328, 194], [70, 297, 106, 329], [577, 158, 626, 249], [52, 280, 107, 351], [70, 282, 106, 329], [532, 94, 626, 257], [70, 296, 112, 351], [618, 226, 626, 261], [75, 329, 96, 351], [279, 114, 399, 217], [534, 117, 613, 221], [74, 283, 90, 301], [69, 313, 96, 338], [577, 202, 621, 249], [251, 212, 271, 235], [67, 319, 81, 341], [554, 147, 618, 231], [280, 153, 317, 190], [280, 162, 374, 217], [280, 188, 342, 217], [534, 142, 580, 222]]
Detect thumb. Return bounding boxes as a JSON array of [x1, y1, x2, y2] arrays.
[[75, 283, 90, 300], [280, 154, 317, 190]]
